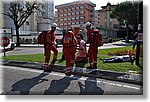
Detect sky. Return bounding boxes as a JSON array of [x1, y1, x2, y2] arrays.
[[54, 0, 134, 10]]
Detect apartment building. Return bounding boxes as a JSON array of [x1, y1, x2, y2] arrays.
[[94, 2, 119, 29], [55, 0, 96, 29], [94, 2, 119, 38]]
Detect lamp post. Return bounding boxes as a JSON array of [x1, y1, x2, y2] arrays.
[[106, 3, 111, 37]]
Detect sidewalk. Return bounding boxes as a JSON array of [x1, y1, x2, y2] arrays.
[[2, 60, 143, 85]]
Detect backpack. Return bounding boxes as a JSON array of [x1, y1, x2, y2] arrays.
[[63, 33, 75, 47], [37, 31, 48, 44], [93, 32, 104, 47]]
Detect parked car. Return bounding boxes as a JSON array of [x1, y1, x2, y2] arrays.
[[0, 40, 15, 52], [103, 37, 113, 43]]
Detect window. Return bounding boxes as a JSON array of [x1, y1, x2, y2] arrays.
[[55, 14, 58, 17], [76, 22, 79, 24], [64, 14, 67, 16], [68, 13, 71, 16], [68, 18, 71, 20], [76, 7, 79, 9], [64, 23, 67, 25], [72, 17, 75, 20], [64, 18, 67, 21], [80, 16, 84, 19], [72, 12, 75, 15], [80, 11, 84, 14], [76, 17, 79, 20], [80, 6, 84, 9], [26, 22, 29, 25], [64, 9, 67, 12], [68, 8, 71, 11], [76, 12, 79, 15], [80, 22, 84, 24]]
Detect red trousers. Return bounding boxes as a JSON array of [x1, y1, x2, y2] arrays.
[[45, 44, 58, 63], [63, 47, 75, 68], [88, 45, 98, 66]]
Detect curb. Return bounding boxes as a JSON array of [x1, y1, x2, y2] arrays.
[[2, 60, 143, 85]]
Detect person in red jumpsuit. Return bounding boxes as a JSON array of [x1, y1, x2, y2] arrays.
[[43, 23, 58, 70], [85, 22, 98, 69], [62, 29, 77, 76], [68, 29, 77, 65]]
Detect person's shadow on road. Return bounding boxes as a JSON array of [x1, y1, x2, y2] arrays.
[[75, 59, 88, 68], [78, 77, 104, 95], [44, 76, 72, 95], [11, 72, 49, 95]]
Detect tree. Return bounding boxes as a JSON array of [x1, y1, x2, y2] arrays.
[[110, 1, 139, 41], [2, 1, 40, 47]]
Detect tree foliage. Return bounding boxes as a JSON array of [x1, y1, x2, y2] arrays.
[[2, 1, 40, 46], [110, 1, 139, 31]]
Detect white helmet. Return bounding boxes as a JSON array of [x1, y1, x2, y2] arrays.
[[51, 23, 57, 28], [85, 22, 91, 27]]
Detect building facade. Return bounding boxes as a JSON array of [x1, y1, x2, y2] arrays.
[[55, 0, 96, 29], [0, 1, 4, 29], [94, 2, 119, 29], [36, 0, 54, 31], [94, 2, 119, 38], [2, 0, 55, 35]]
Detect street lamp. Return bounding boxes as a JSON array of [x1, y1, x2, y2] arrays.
[[105, 2, 111, 37]]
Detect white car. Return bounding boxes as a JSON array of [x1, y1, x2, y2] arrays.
[[0, 40, 15, 52]]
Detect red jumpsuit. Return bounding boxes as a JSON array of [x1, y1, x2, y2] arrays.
[[45, 30, 58, 64], [88, 44, 98, 68], [63, 33, 77, 69], [86, 29, 93, 43], [86, 29, 98, 68]]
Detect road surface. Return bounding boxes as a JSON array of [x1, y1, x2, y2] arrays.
[[1, 65, 142, 95], [4, 40, 132, 56]]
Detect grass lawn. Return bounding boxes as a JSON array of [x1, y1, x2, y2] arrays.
[[2, 46, 143, 74]]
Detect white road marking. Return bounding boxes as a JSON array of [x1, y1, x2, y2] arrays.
[[2, 65, 142, 90]]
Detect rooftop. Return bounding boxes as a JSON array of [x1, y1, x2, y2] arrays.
[[55, 0, 96, 8]]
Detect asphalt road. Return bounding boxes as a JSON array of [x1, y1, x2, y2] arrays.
[[1, 65, 142, 95], [4, 40, 132, 56]]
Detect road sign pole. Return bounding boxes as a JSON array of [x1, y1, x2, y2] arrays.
[[4, 46, 6, 57]]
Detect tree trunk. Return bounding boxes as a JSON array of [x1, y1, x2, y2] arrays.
[[16, 27, 20, 47]]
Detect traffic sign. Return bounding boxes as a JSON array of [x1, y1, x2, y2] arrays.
[[0, 36, 10, 47]]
